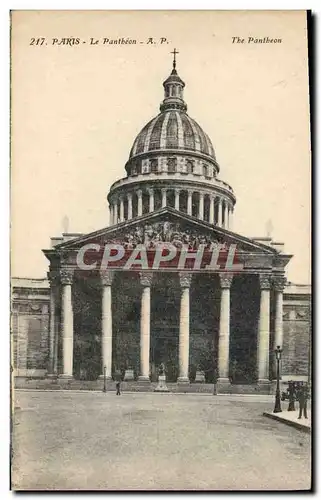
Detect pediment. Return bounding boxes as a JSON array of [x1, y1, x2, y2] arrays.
[[50, 207, 278, 256]]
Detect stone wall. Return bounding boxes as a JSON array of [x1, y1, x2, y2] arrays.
[[12, 278, 50, 377], [282, 286, 311, 380]]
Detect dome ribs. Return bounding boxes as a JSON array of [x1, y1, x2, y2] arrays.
[[148, 113, 166, 151], [190, 118, 209, 156], [180, 113, 195, 151], [134, 121, 152, 155], [166, 111, 179, 149]]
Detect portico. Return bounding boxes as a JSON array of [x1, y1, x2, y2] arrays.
[[44, 208, 290, 388]]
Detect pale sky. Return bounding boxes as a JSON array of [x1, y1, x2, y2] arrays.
[[11, 10, 311, 283]]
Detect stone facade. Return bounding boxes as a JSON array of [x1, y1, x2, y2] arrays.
[[11, 57, 311, 389], [11, 271, 311, 384], [11, 278, 50, 378]]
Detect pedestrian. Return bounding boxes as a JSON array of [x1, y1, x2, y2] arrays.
[[116, 381, 121, 396], [287, 381, 296, 411], [297, 383, 308, 419]]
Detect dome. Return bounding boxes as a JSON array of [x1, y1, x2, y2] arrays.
[[128, 57, 217, 165], [129, 110, 216, 161]]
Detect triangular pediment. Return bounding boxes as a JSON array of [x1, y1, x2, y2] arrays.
[[49, 207, 278, 256]]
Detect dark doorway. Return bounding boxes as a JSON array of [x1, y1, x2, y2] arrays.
[[150, 273, 180, 381], [230, 274, 260, 383], [73, 275, 102, 380]]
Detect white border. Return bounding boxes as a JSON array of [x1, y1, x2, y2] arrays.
[[2, 3, 317, 498]]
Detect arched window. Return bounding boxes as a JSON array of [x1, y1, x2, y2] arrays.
[[150, 158, 158, 173], [202, 164, 208, 177], [167, 157, 177, 173], [186, 160, 194, 174]]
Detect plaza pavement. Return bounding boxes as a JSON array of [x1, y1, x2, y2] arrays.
[[12, 390, 311, 491]]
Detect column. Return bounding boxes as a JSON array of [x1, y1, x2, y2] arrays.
[[218, 198, 223, 227], [218, 274, 233, 382], [274, 277, 286, 347], [187, 190, 193, 216], [60, 268, 74, 378], [229, 206, 234, 231], [175, 188, 180, 210], [119, 196, 124, 222], [137, 189, 143, 216], [222, 201, 227, 229], [257, 274, 271, 383], [111, 204, 115, 225], [113, 202, 118, 225], [209, 195, 215, 224], [47, 271, 57, 377], [109, 205, 113, 226], [272, 275, 286, 378], [100, 270, 114, 379], [127, 192, 133, 220], [198, 192, 204, 220], [161, 188, 167, 208], [139, 272, 153, 381], [178, 273, 192, 383], [148, 188, 154, 213]]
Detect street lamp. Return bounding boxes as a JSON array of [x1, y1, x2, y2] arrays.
[[273, 346, 282, 413], [102, 365, 107, 393]]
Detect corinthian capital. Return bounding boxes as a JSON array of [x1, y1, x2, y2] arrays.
[[140, 271, 153, 287], [219, 273, 233, 289], [259, 274, 271, 290], [100, 270, 114, 287], [60, 267, 74, 285], [272, 275, 287, 292], [179, 272, 193, 289]]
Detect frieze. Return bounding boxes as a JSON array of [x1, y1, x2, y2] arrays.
[[283, 306, 310, 321], [103, 221, 222, 250], [296, 308, 310, 320]]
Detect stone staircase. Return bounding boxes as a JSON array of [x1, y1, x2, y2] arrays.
[[14, 377, 273, 395]]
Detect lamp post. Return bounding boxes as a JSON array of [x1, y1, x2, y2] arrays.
[[273, 346, 282, 413], [103, 365, 107, 393]]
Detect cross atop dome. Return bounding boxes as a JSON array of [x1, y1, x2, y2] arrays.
[[171, 48, 179, 70], [160, 50, 187, 112]]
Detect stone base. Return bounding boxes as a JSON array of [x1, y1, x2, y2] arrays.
[[138, 375, 150, 382], [98, 374, 112, 380], [195, 371, 205, 383], [46, 373, 58, 379], [59, 375, 74, 380], [124, 369, 135, 381], [154, 375, 169, 392], [177, 377, 190, 384], [216, 378, 231, 393], [257, 379, 270, 385], [217, 377, 230, 384]]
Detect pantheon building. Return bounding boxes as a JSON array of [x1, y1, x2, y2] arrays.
[[12, 56, 311, 392]]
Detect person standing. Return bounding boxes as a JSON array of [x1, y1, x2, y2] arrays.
[[115, 369, 122, 396], [298, 383, 308, 419]]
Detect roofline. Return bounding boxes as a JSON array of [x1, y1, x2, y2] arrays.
[[44, 206, 281, 255]]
